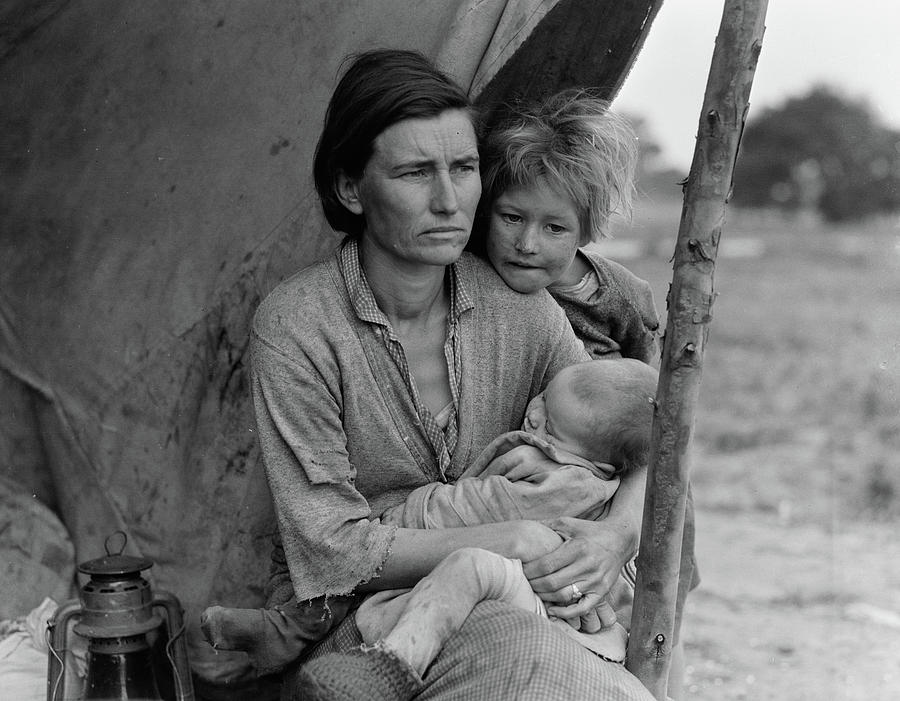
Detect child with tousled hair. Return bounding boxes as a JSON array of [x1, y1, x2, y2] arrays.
[[476, 87, 660, 363]]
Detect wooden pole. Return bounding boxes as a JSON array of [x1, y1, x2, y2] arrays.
[[624, 1, 768, 698]]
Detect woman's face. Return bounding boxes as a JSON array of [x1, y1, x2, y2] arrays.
[[341, 109, 481, 269], [486, 178, 582, 293]]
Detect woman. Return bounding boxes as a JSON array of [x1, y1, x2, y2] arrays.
[[250, 49, 652, 699]]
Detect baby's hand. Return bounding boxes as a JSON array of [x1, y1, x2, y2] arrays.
[[561, 598, 617, 632]]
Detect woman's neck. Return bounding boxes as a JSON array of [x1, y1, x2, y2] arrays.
[[360, 239, 449, 324]]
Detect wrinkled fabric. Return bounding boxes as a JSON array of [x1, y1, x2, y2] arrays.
[[300, 601, 654, 701], [356, 549, 629, 664], [340, 241, 470, 476], [382, 430, 620, 528], [251, 244, 587, 602], [0, 0, 662, 689], [295, 646, 424, 701], [378, 429, 636, 639], [550, 248, 660, 363]]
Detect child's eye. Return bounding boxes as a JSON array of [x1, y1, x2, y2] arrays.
[[547, 224, 568, 234], [500, 213, 522, 224]]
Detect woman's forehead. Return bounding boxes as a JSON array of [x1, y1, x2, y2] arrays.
[[371, 110, 477, 165]]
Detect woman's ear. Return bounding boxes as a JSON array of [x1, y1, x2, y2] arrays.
[[336, 172, 364, 215]]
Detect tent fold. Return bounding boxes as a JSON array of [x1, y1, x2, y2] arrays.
[[0, 0, 662, 687]]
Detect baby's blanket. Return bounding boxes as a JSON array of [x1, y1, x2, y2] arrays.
[[381, 430, 620, 529]]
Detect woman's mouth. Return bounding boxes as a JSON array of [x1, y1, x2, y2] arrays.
[[422, 226, 465, 235]]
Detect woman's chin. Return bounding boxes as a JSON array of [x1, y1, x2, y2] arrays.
[[406, 239, 468, 267]]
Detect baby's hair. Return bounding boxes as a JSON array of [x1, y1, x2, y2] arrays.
[[479, 88, 638, 245], [565, 359, 658, 475]]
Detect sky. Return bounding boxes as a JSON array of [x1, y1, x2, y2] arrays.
[[614, 0, 900, 170]]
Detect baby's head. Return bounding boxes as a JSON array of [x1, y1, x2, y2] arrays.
[[522, 359, 658, 474], [478, 89, 638, 293]]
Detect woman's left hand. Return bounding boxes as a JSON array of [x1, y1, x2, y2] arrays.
[[522, 516, 636, 620]]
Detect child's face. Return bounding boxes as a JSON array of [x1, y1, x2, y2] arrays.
[[521, 368, 590, 458], [486, 178, 582, 293]]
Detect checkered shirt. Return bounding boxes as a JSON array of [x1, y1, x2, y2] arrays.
[[339, 239, 473, 477]]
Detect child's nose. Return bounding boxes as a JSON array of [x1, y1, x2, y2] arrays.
[[515, 226, 538, 254]]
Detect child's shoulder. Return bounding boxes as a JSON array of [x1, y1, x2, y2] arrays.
[[579, 247, 652, 296], [572, 247, 659, 332]]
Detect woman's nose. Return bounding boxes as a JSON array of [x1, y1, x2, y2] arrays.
[[431, 172, 459, 213]]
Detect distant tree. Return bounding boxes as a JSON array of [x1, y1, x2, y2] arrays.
[[732, 85, 900, 221], [623, 112, 685, 199], [626, 114, 662, 172]]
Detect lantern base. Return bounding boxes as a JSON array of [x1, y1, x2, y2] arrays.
[[83, 634, 163, 701]]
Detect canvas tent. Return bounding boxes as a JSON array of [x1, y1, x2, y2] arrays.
[[0, 0, 662, 690]]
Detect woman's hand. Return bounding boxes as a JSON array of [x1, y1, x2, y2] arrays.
[[522, 517, 636, 620]]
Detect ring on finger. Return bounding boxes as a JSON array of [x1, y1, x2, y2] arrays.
[[569, 582, 584, 603]]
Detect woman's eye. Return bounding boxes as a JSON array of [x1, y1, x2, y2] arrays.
[[547, 224, 567, 234], [453, 163, 478, 175]]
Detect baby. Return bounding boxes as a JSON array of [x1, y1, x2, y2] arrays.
[[203, 359, 658, 671], [475, 87, 660, 363], [369, 359, 657, 661], [383, 358, 656, 529]]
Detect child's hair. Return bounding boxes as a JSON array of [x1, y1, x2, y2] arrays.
[[479, 88, 638, 244], [565, 359, 658, 475]]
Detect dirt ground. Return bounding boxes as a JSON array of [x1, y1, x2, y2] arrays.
[[681, 507, 900, 700], [611, 200, 900, 700]]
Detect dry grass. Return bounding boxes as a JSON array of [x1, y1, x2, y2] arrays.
[[608, 197, 900, 523], [606, 196, 900, 700]]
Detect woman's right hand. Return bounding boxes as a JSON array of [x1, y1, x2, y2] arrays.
[[523, 517, 633, 621]]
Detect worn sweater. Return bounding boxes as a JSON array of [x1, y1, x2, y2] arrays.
[[250, 245, 587, 601], [549, 248, 659, 363]]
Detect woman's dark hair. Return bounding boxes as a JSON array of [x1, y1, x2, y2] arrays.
[[313, 49, 476, 237]]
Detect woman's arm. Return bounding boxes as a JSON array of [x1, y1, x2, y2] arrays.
[[357, 520, 564, 592], [522, 463, 646, 619]]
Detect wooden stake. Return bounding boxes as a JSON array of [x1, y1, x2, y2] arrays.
[[624, 1, 768, 698]]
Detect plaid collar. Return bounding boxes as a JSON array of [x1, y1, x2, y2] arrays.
[[338, 237, 472, 476], [339, 238, 474, 326]]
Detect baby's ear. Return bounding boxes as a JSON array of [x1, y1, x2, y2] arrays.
[[336, 172, 364, 215]]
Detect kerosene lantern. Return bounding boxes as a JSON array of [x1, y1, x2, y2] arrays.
[[47, 532, 195, 700]]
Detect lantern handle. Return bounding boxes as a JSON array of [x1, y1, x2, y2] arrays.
[[104, 530, 128, 557]]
